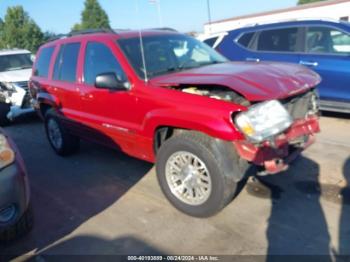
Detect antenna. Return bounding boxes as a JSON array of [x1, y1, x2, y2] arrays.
[[135, 0, 148, 82]]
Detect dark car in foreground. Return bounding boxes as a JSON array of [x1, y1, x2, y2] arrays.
[[205, 19, 350, 113], [0, 130, 32, 242], [30, 29, 320, 217]]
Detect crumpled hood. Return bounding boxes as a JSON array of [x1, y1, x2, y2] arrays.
[[0, 68, 32, 83], [150, 61, 321, 101]]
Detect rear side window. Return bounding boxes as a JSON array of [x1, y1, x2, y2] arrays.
[[84, 42, 126, 85], [53, 43, 80, 82], [237, 32, 254, 48], [203, 37, 218, 47], [34, 47, 54, 77], [257, 27, 298, 52]]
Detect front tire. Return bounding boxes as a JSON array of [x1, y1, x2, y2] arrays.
[[156, 131, 248, 217], [44, 109, 80, 156], [0, 205, 33, 243]]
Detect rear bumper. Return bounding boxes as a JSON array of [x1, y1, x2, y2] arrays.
[[234, 116, 320, 175]]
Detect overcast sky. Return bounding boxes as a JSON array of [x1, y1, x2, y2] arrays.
[[0, 0, 298, 33]]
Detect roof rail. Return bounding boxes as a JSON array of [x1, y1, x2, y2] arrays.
[[68, 28, 116, 36], [46, 28, 116, 42], [242, 17, 341, 28], [149, 27, 178, 32]]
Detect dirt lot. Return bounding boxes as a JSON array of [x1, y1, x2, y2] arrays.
[[1, 113, 349, 260]]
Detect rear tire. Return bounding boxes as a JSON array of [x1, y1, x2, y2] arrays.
[[156, 131, 249, 217], [0, 102, 11, 126], [44, 109, 80, 156], [0, 205, 33, 243]]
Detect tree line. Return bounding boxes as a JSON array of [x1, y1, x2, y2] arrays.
[[0, 0, 110, 53], [0, 0, 325, 53]]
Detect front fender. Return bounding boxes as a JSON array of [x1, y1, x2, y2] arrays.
[[142, 108, 245, 141]]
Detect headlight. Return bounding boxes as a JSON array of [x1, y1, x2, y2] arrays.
[[0, 134, 15, 169], [234, 100, 293, 142], [1, 82, 15, 91]]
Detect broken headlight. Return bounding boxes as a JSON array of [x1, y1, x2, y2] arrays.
[[234, 100, 293, 143]]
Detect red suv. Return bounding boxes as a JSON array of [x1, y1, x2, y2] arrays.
[[30, 29, 320, 217]]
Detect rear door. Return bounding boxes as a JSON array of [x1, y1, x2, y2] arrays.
[[299, 25, 350, 109], [246, 26, 302, 64], [50, 42, 82, 121]]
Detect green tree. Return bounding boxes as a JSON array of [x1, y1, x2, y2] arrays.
[[297, 0, 326, 5], [72, 0, 111, 31], [0, 6, 44, 52]]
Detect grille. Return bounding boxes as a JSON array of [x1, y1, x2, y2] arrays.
[[14, 81, 29, 91], [281, 89, 318, 120]]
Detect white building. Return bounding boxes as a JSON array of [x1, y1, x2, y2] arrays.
[[204, 0, 350, 35]]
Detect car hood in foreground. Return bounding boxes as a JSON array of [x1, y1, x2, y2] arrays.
[[150, 62, 321, 101]]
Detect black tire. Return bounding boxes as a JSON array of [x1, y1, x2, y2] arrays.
[[156, 131, 249, 217], [0, 205, 33, 243], [44, 109, 80, 156], [0, 102, 11, 126]]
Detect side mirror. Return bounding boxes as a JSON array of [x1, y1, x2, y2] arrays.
[[95, 72, 129, 90]]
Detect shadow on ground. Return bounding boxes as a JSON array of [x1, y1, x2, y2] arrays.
[[246, 155, 350, 259], [0, 117, 153, 258]]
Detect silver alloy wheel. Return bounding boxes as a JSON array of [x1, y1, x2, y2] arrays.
[[165, 151, 212, 206], [47, 118, 63, 150]]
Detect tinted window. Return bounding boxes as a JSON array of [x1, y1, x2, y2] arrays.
[[257, 28, 298, 52], [84, 42, 126, 85], [306, 26, 350, 54], [34, 47, 54, 77], [237, 32, 254, 48], [203, 37, 218, 47], [53, 43, 80, 82]]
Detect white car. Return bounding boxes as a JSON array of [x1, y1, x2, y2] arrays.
[[0, 49, 35, 125]]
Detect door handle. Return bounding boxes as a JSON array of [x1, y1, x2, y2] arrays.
[[80, 92, 94, 101], [299, 60, 318, 67], [246, 57, 260, 62]]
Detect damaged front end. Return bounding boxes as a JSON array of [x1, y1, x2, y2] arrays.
[[233, 89, 320, 175], [0, 81, 34, 122]]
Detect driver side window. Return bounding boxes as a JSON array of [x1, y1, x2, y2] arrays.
[[306, 26, 350, 55], [84, 42, 127, 85]]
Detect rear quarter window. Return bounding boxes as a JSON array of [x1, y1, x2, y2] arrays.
[[34, 46, 55, 77], [237, 32, 255, 48]]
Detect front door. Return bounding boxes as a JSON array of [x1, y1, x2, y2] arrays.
[[78, 40, 138, 149], [300, 26, 350, 110]]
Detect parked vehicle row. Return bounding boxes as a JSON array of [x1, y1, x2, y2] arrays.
[[201, 19, 350, 113], [29, 29, 321, 217]]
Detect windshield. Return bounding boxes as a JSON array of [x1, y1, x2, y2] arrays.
[[117, 34, 227, 79], [0, 53, 33, 72]]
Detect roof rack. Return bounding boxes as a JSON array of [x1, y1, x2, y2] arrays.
[[149, 27, 178, 32], [46, 27, 178, 43], [68, 28, 116, 37], [47, 28, 116, 42]]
